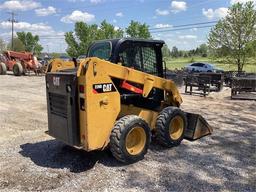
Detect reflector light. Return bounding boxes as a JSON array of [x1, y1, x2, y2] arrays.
[[79, 85, 84, 93]]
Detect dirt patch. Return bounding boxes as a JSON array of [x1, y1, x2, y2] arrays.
[[0, 74, 255, 191]]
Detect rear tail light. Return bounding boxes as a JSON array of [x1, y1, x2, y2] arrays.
[[79, 85, 84, 93]]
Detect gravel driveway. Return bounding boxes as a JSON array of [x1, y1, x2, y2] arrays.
[[0, 74, 255, 192]]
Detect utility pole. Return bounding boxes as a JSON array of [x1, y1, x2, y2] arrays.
[[47, 45, 49, 54], [7, 12, 18, 50]]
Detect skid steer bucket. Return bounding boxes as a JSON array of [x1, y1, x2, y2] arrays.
[[184, 112, 213, 140]]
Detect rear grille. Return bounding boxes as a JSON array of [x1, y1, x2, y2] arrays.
[[49, 93, 67, 118]]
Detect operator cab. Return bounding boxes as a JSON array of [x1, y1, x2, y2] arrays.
[[88, 38, 166, 111], [87, 38, 165, 78]]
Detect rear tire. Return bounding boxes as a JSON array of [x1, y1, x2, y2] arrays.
[[13, 62, 23, 76], [156, 106, 187, 147], [0, 62, 7, 75], [110, 115, 151, 163]]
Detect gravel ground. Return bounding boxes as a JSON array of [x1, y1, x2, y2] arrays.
[[0, 74, 255, 192]]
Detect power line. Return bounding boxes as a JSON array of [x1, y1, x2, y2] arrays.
[[149, 21, 218, 30], [150, 25, 214, 33], [37, 22, 216, 39]]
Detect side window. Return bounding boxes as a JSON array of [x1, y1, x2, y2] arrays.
[[88, 42, 111, 60], [119, 45, 158, 75], [119, 46, 141, 69], [142, 47, 157, 75], [191, 63, 198, 66]]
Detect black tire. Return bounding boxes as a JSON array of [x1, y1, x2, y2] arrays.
[[13, 62, 23, 76], [156, 106, 187, 147], [110, 115, 151, 163], [0, 62, 7, 75]]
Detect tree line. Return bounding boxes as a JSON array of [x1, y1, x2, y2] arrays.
[[65, 20, 151, 57], [165, 43, 208, 58], [0, 32, 43, 55], [0, 1, 255, 71]]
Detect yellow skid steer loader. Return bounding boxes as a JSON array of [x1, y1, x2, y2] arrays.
[[45, 38, 212, 163]]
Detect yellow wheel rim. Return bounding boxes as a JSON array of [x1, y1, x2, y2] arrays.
[[169, 116, 184, 140], [125, 127, 146, 155]]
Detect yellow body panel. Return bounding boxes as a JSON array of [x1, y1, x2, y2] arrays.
[[119, 105, 159, 130], [47, 58, 75, 72], [78, 60, 120, 151]]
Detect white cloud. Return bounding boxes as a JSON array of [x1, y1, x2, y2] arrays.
[[61, 10, 95, 23], [190, 27, 198, 32], [0, 21, 52, 32], [0, 20, 66, 52], [155, 9, 170, 16], [196, 40, 206, 43], [230, 0, 256, 5], [202, 7, 228, 19], [0, 0, 41, 11], [114, 26, 120, 31], [178, 35, 197, 40], [154, 24, 172, 28], [171, 1, 187, 13], [35, 6, 56, 16], [67, 0, 85, 2], [68, 0, 103, 2], [90, 0, 104, 4], [116, 12, 123, 17]]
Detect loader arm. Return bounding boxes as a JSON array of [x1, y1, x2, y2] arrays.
[[77, 57, 182, 106]]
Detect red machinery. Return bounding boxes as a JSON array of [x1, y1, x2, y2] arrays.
[[0, 51, 41, 76]]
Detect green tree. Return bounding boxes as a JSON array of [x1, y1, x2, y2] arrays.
[[208, 1, 256, 71], [246, 39, 256, 58], [195, 43, 208, 57], [65, 20, 124, 58], [171, 46, 179, 58], [126, 20, 151, 39], [162, 44, 171, 58], [16, 32, 43, 55], [97, 20, 123, 39], [0, 38, 6, 53], [7, 38, 25, 52]]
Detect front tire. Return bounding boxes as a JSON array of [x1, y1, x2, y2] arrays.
[[110, 115, 151, 163], [13, 62, 23, 76], [156, 106, 187, 147]]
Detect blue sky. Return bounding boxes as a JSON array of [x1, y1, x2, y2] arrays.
[[0, 0, 254, 53]]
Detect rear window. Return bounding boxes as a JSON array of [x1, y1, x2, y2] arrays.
[[88, 42, 111, 61], [191, 63, 204, 67]]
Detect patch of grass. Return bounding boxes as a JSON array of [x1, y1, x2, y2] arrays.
[[165, 57, 256, 72]]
